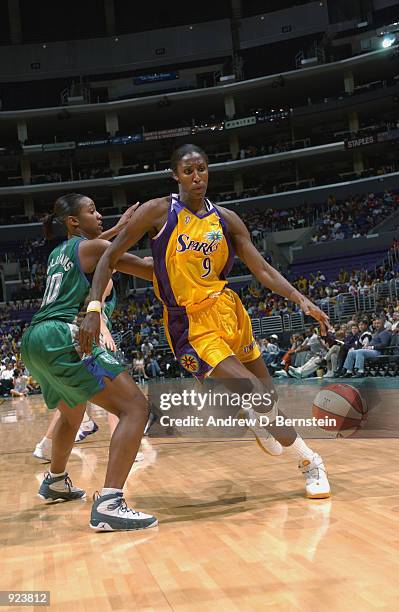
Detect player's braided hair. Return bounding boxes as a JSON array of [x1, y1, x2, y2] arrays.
[[170, 144, 208, 172], [43, 193, 86, 239]]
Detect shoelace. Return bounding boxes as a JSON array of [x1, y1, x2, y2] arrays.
[[305, 466, 321, 482], [64, 475, 73, 492], [45, 472, 73, 489], [92, 491, 141, 515], [107, 497, 141, 516], [302, 461, 326, 482], [107, 496, 128, 512]]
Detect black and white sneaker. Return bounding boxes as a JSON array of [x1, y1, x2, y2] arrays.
[[38, 472, 86, 502], [90, 492, 158, 532]]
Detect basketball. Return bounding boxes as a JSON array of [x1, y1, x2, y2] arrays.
[[312, 383, 368, 437]]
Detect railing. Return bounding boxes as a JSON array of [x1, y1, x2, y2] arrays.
[[389, 278, 399, 301], [312, 280, 398, 324]]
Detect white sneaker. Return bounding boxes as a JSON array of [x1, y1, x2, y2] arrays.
[[90, 492, 158, 531], [299, 453, 331, 499], [75, 419, 99, 442], [33, 439, 52, 462], [274, 370, 288, 377], [248, 411, 283, 456], [323, 372, 335, 378], [288, 366, 302, 379], [135, 451, 144, 462]]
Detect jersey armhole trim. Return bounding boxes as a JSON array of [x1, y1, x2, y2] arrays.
[[75, 238, 90, 287]]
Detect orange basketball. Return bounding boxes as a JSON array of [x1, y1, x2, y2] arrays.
[[312, 383, 367, 437]]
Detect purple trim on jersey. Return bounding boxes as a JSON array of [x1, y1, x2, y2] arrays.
[[217, 209, 236, 279], [151, 198, 178, 307], [167, 307, 212, 378], [176, 195, 214, 219]]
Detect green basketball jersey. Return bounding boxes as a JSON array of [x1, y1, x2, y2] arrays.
[[103, 287, 117, 331], [31, 236, 90, 325]]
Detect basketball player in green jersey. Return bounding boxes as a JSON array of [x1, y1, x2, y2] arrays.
[[21, 193, 157, 531], [33, 205, 138, 460]]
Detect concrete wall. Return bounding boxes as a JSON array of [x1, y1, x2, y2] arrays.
[[240, 1, 329, 49], [0, 20, 233, 82], [292, 231, 397, 263]]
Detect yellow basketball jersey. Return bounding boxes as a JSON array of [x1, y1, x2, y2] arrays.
[[151, 194, 235, 309]]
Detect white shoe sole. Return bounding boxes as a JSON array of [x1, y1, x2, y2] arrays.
[[306, 489, 331, 499], [38, 492, 87, 503], [33, 451, 51, 462], [89, 518, 158, 532]]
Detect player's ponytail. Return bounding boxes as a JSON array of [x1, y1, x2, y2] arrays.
[[43, 211, 57, 240], [43, 193, 86, 239]]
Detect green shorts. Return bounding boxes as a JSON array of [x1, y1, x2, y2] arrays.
[[21, 320, 125, 409]]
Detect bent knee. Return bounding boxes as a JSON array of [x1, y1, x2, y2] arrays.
[[117, 394, 149, 418]]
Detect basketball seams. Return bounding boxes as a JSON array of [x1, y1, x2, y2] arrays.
[[312, 383, 367, 437]]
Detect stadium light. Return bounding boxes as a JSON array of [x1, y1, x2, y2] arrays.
[[382, 35, 396, 48]]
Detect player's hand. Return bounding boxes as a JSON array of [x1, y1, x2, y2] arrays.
[[100, 327, 117, 352], [297, 295, 330, 336], [79, 312, 101, 355], [117, 202, 140, 227]]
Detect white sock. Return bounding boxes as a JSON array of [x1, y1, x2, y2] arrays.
[[40, 436, 51, 446], [50, 471, 66, 478], [289, 436, 315, 462], [82, 411, 91, 424], [101, 487, 123, 497]]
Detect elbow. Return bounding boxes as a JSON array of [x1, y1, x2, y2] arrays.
[[107, 249, 120, 271]]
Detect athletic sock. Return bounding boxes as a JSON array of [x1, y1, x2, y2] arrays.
[[50, 471, 66, 478], [40, 436, 51, 446], [288, 436, 315, 461], [101, 487, 123, 497]]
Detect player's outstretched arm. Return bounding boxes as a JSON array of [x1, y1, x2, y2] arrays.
[[220, 208, 330, 335], [79, 239, 154, 281], [79, 199, 162, 353]]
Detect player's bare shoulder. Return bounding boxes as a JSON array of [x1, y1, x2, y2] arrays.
[[146, 196, 171, 234]]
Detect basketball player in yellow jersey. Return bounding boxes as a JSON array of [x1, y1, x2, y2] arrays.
[[80, 144, 332, 499]]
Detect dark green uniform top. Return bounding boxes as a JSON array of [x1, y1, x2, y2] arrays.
[[31, 236, 89, 325]]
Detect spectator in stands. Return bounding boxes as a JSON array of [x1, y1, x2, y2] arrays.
[[334, 322, 363, 376], [146, 352, 162, 378], [261, 335, 281, 366], [10, 369, 28, 397], [0, 362, 15, 395], [275, 333, 303, 377], [324, 329, 345, 378], [343, 318, 392, 377], [133, 351, 148, 380], [141, 338, 154, 358], [288, 327, 328, 379]]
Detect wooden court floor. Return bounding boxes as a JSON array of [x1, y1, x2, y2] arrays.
[[1, 386, 399, 612]]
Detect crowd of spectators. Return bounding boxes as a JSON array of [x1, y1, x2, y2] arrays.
[[2, 250, 399, 394], [1, 215, 399, 392], [310, 190, 398, 243], [268, 312, 399, 380], [4, 198, 399, 305]]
